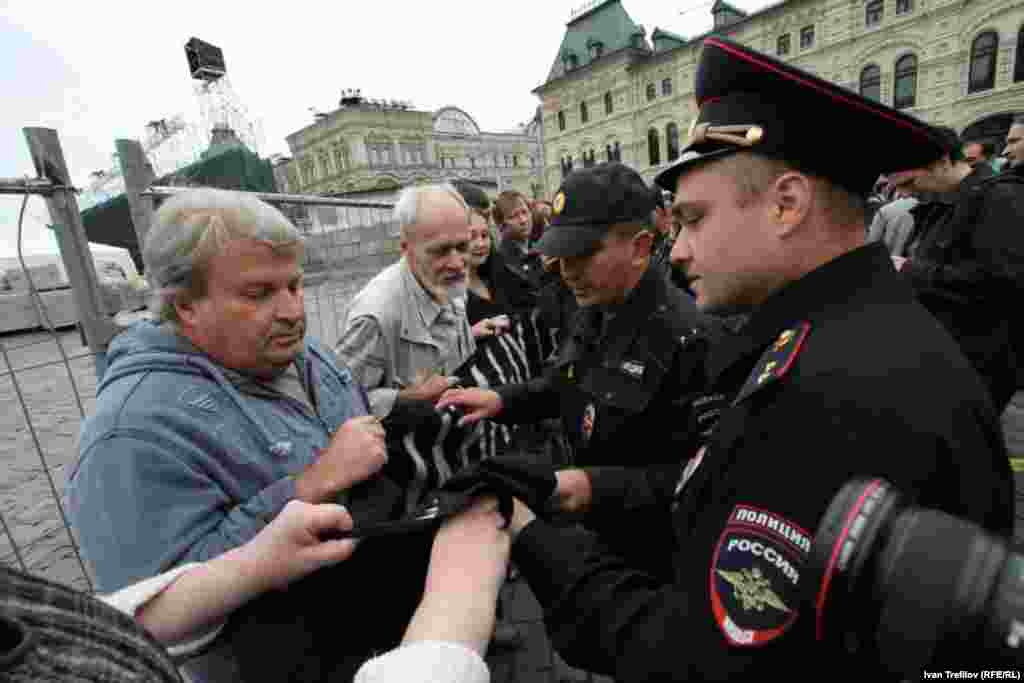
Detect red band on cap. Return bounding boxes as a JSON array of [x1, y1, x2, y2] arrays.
[[702, 38, 938, 146]]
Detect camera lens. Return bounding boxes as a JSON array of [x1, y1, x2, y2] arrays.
[[809, 478, 1024, 677]]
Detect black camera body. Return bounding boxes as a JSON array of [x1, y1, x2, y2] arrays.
[[808, 478, 1024, 677]]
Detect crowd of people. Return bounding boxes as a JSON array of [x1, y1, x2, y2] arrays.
[[1, 34, 1022, 683]]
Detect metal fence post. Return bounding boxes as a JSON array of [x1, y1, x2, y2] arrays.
[[115, 138, 156, 254], [23, 128, 119, 377]]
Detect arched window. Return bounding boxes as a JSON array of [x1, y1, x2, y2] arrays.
[[648, 128, 661, 166], [865, 0, 883, 27], [1016, 27, 1024, 82], [558, 110, 566, 131], [581, 101, 589, 124], [662, 78, 673, 96], [860, 64, 881, 101], [646, 83, 656, 101], [666, 123, 680, 162], [893, 55, 917, 109], [606, 143, 613, 161], [605, 91, 614, 115], [969, 31, 998, 93], [613, 141, 622, 162]]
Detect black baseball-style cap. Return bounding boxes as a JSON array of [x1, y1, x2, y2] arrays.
[[654, 37, 947, 196], [537, 162, 657, 258]]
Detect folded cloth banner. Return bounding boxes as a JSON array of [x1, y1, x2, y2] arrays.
[[377, 310, 559, 517]]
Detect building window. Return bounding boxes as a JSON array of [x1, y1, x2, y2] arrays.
[[514, 155, 519, 167], [606, 143, 613, 161], [866, 0, 883, 27], [333, 147, 345, 173], [969, 31, 998, 93], [893, 54, 917, 109], [563, 52, 578, 71], [777, 34, 790, 56], [662, 78, 673, 96], [800, 25, 815, 49], [646, 83, 656, 101], [613, 141, 622, 162], [860, 64, 881, 101], [584, 150, 595, 168], [581, 101, 589, 124], [558, 110, 566, 131], [665, 123, 680, 162], [469, 157, 475, 168], [529, 156, 535, 167], [589, 39, 604, 60], [1016, 27, 1024, 82], [648, 128, 661, 166], [605, 91, 614, 115], [896, 0, 913, 14]]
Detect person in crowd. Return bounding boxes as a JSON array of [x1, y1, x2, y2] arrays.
[[649, 187, 676, 276], [865, 187, 919, 257], [0, 497, 509, 683], [529, 199, 552, 247], [889, 125, 1023, 413], [65, 187, 415, 681], [471, 37, 1013, 682], [1004, 116, 1024, 168], [963, 139, 998, 172], [492, 191, 547, 312], [336, 184, 476, 419], [451, 180, 512, 335]]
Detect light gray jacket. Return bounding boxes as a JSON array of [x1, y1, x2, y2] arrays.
[[336, 260, 475, 416]]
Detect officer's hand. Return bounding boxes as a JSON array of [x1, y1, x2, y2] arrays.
[[294, 415, 387, 503], [436, 388, 503, 427], [553, 469, 593, 514]]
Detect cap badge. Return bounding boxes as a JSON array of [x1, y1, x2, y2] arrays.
[[690, 123, 765, 148], [553, 191, 566, 215]]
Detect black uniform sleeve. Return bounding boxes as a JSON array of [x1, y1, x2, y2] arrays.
[[511, 371, 1012, 681], [494, 371, 561, 425]]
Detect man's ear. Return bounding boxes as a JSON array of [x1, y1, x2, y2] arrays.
[[632, 229, 654, 263], [768, 172, 813, 238]]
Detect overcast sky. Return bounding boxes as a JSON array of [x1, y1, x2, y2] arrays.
[[0, 0, 770, 254]]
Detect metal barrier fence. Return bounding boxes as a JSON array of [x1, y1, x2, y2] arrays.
[[0, 128, 398, 592]]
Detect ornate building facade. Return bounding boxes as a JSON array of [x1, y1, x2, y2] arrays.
[[280, 94, 543, 201], [536, 0, 1024, 188]]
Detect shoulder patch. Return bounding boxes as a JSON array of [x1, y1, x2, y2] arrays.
[[733, 322, 810, 405], [710, 505, 812, 646]]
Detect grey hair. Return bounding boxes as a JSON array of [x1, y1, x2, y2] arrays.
[[393, 183, 471, 241], [143, 187, 303, 323]]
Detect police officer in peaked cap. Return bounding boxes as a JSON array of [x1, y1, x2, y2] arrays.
[[482, 37, 1013, 681], [439, 161, 721, 577]]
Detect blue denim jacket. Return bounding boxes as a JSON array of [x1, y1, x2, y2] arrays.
[[67, 320, 368, 593]]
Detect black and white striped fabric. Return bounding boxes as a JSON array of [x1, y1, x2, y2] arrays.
[[382, 309, 560, 514]]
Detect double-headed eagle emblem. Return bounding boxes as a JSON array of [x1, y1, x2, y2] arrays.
[[716, 567, 792, 613]]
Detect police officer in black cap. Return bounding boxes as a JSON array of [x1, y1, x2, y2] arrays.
[[438, 162, 717, 572], [473, 37, 1014, 681]]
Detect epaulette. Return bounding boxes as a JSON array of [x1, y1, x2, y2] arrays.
[[733, 321, 811, 405]]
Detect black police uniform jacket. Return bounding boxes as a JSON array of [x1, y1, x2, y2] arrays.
[[511, 243, 1014, 682], [904, 163, 1024, 412], [493, 262, 713, 471]]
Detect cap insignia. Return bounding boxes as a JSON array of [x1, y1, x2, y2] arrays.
[[690, 123, 765, 148], [553, 191, 566, 215]]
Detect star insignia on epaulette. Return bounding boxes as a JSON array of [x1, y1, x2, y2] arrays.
[[735, 322, 811, 405]]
